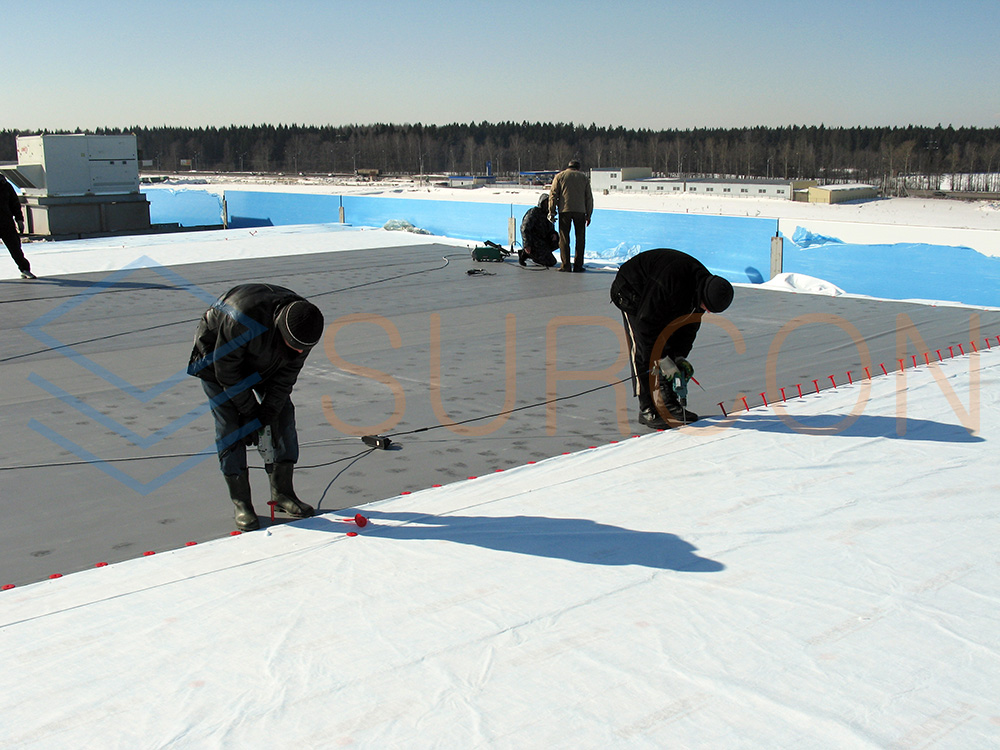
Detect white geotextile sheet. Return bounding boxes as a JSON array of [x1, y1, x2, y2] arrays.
[[1, 350, 998, 748], [3, 223, 468, 280]]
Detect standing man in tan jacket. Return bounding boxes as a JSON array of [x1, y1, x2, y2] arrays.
[[548, 159, 594, 272]]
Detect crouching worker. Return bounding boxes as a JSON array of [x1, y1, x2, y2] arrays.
[[188, 284, 325, 530], [610, 248, 733, 430], [518, 194, 559, 267]]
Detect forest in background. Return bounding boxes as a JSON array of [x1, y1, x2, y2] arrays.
[[3, 122, 1000, 193]]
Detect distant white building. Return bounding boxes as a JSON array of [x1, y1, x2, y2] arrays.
[[446, 174, 496, 188], [590, 168, 820, 201], [590, 168, 657, 191]]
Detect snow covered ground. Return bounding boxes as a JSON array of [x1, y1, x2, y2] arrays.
[[159, 172, 1000, 232]]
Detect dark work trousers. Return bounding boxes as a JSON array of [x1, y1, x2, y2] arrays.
[[620, 310, 662, 412], [557, 212, 587, 269], [1, 227, 30, 273], [201, 380, 299, 476]]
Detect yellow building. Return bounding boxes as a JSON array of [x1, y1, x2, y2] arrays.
[[808, 183, 879, 204]]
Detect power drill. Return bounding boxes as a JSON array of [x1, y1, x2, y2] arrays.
[[656, 356, 693, 408]]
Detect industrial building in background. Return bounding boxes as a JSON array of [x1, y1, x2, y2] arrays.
[[0, 134, 151, 238], [590, 167, 877, 203]]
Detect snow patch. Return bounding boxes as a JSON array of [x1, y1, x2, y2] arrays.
[[760, 272, 846, 296], [586, 240, 643, 265], [383, 219, 431, 234]]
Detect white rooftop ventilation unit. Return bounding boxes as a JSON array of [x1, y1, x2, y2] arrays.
[[1, 134, 151, 238]]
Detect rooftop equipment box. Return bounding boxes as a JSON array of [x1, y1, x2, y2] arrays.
[[15, 134, 140, 197]]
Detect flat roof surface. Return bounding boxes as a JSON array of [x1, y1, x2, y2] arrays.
[[2, 233, 996, 587], [814, 182, 879, 191]]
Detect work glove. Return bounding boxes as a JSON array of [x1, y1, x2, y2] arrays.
[[16, 220, 24, 234], [239, 409, 262, 446], [653, 357, 680, 379], [258, 407, 280, 432], [675, 357, 694, 380]]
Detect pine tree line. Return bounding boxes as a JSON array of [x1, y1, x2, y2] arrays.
[[3, 123, 1000, 192]]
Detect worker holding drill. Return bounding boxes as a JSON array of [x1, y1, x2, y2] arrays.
[[610, 248, 734, 430]]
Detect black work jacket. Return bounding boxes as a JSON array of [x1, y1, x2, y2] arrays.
[[188, 284, 311, 419], [1, 178, 23, 230], [610, 248, 712, 359], [520, 206, 555, 250]]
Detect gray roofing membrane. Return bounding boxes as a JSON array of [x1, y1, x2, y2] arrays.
[[3, 242, 997, 587]]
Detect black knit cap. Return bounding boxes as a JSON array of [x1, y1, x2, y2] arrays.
[[276, 300, 325, 350], [700, 275, 734, 313]]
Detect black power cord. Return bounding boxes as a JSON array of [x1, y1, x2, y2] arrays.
[[359, 375, 634, 449]]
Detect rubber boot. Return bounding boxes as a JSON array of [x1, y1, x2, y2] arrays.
[[638, 406, 670, 430], [267, 462, 315, 518], [224, 471, 259, 531], [661, 388, 699, 425]]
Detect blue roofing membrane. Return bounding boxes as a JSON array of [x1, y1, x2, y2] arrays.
[[144, 188, 1000, 307]]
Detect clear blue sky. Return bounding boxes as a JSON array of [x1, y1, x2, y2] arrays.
[[5, 0, 999, 131]]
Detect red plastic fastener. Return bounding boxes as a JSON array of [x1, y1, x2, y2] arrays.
[[812, 379, 820, 394], [1, 584, 14, 591], [846, 371, 853, 384], [354, 514, 368, 528], [49, 574, 62, 579], [924, 353, 930, 365], [796, 384, 803, 398], [143, 551, 155, 557], [780, 387, 787, 402], [936, 349, 942, 361], [880, 363, 888, 375], [828, 375, 837, 388], [959, 344, 965, 355], [95, 562, 108, 568], [347, 531, 358, 537], [760, 392, 768, 407], [741, 396, 749, 411], [864, 367, 871, 379], [949, 346, 955, 357], [718, 402, 728, 417]]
